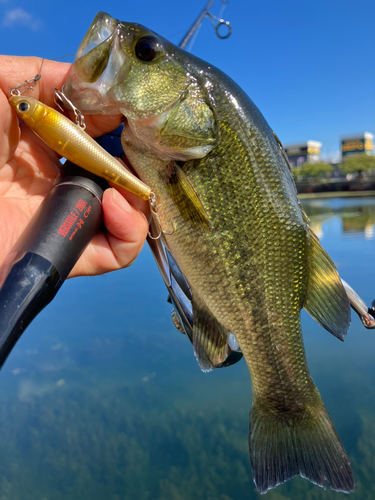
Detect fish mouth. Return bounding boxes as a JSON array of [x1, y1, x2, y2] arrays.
[[65, 12, 191, 124], [64, 12, 129, 115]]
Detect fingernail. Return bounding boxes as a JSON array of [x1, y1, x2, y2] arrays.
[[109, 188, 149, 226], [110, 188, 135, 214]]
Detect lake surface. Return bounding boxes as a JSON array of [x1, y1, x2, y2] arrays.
[[1, 196, 375, 500]]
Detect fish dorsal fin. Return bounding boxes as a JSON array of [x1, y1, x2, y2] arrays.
[[304, 229, 351, 340], [164, 161, 210, 229], [192, 293, 230, 372], [273, 130, 299, 196]]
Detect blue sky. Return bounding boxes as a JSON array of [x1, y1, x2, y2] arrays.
[[0, 0, 374, 161]]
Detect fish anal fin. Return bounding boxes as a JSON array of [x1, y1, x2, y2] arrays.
[[192, 293, 229, 372], [304, 229, 351, 340], [250, 400, 355, 494]]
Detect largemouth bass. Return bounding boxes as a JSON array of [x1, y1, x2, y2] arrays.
[[64, 12, 354, 493]]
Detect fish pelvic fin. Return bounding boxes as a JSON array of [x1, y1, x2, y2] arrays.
[[249, 400, 355, 494], [192, 294, 230, 372], [304, 228, 351, 340]]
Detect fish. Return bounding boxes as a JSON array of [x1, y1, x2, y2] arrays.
[[64, 12, 354, 494], [8, 94, 151, 201]]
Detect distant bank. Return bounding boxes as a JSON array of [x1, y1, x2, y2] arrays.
[[299, 190, 375, 199], [296, 178, 375, 199], [297, 179, 375, 199]]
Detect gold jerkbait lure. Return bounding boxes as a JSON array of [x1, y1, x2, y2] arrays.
[[8, 94, 151, 201]]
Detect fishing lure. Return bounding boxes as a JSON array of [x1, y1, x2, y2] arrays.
[[8, 94, 152, 201]]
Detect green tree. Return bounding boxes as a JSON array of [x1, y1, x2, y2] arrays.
[[295, 162, 334, 180], [340, 154, 375, 177]]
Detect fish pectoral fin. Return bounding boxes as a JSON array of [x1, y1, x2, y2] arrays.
[[192, 293, 230, 372], [164, 161, 210, 229], [303, 228, 351, 340]]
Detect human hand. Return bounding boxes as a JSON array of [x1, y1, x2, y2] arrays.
[[0, 56, 149, 278]]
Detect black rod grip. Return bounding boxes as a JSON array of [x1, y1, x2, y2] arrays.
[[0, 162, 105, 368], [0, 252, 62, 366], [11, 164, 104, 281]]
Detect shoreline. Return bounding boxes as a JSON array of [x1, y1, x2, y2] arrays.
[[298, 190, 375, 199]]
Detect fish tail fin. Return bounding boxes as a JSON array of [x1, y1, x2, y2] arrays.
[[249, 400, 355, 494]]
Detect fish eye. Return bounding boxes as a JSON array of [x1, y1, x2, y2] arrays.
[[17, 101, 30, 113], [135, 36, 163, 63]]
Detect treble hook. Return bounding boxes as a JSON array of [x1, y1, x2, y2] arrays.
[[148, 193, 174, 240], [10, 59, 44, 96], [53, 87, 86, 130]]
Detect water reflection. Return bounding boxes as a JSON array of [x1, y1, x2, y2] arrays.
[[302, 197, 375, 241], [0, 196, 374, 499]]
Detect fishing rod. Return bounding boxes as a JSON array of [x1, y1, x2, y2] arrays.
[[179, 0, 231, 50], [0, 162, 105, 367]]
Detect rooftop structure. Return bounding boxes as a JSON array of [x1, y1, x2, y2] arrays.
[[340, 132, 374, 158], [284, 140, 322, 167]]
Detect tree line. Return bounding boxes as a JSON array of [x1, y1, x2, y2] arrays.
[[292, 154, 375, 180]]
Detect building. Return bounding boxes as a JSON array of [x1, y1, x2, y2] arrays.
[[340, 132, 374, 159], [284, 141, 322, 167]]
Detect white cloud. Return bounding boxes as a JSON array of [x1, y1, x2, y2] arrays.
[[2, 8, 43, 31]]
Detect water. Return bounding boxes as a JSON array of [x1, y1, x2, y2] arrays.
[[1, 196, 375, 500]]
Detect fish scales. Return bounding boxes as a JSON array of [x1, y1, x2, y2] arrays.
[[191, 115, 310, 403], [64, 12, 354, 494]]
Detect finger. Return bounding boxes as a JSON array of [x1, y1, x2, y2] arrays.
[[107, 157, 150, 218], [0, 89, 20, 168], [0, 56, 71, 106], [68, 188, 149, 278], [108, 183, 150, 220], [0, 56, 123, 138], [103, 188, 149, 264], [81, 114, 123, 139], [0, 56, 69, 168]]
